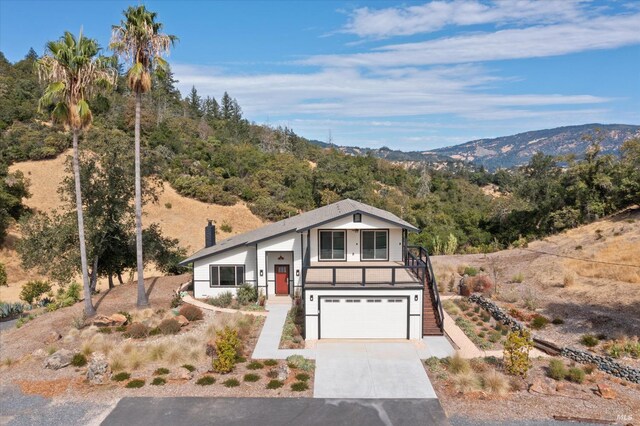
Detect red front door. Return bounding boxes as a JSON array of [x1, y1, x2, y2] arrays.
[[275, 265, 289, 295]]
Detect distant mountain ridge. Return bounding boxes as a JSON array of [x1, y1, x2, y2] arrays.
[[311, 124, 640, 170]]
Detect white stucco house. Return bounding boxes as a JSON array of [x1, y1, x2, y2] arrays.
[[179, 199, 444, 340]]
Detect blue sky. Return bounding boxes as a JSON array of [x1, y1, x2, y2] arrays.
[[1, 0, 639, 149]]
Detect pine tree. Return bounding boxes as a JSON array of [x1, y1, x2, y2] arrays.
[[221, 91, 233, 120], [187, 86, 202, 118]]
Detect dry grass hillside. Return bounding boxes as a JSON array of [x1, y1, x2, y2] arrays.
[[1, 151, 264, 302], [432, 206, 640, 345]]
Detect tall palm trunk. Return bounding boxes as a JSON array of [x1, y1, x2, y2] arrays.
[[72, 130, 96, 316], [135, 91, 149, 307]]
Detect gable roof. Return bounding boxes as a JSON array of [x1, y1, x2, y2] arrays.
[[179, 199, 419, 265]]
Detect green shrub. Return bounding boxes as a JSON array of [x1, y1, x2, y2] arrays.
[[19, 280, 51, 304], [154, 367, 170, 375], [71, 353, 87, 367], [0, 262, 7, 287], [126, 323, 150, 339], [207, 292, 233, 308], [488, 332, 502, 343], [286, 355, 314, 372], [182, 364, 196, 372], [220, 222, 232, 233], [212, 326, 240, 373], [566, 367, 585, 384], [223, 378, 240, 388], [263, 359, 278, 366], [551, 318, 565, 325], [149, 327, 161, 336], [266, 379, 284, 389], [151, 377, 166, 386], [158, 318, 181, 335], [547, 359, 567, 380], [583, 364, 597, 375], [179, 305, 204, 321], [511, 273, 524, 283], [236, 283, 258, 305], [64, 282, 81, 302], [531, 315, 549, 330], [291, 381, 309, 392], [244, 373, 260, 382], [235, 355, 247, 363], [295, 373, 310, 382], [447, 353, 471, 374], [112, 372, 131, 382], [266, 370, 279, 379], [463, 266, 478, 277], [246, 361, 264, 370], [125, 379, 145, 388], [503, 329, 533, 377], [196, 376, 215, 386], [581, 334, 599, 347], [98, 327, 113, 334], [170, 293, 182, 308]]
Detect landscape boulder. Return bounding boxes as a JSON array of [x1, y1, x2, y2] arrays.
[[92, 315, 114, 327], [270, 365, 289, 381], [44, 349, 74, 370], [44, 331, 62, 345], [86, 352, 110, 385], [32, 348, 47, 358], [168, 366, 194, 381], [109, 313, 128, 326], [596, 383, 616, 399], [175, 315, 189, 327], [528, 378, 556, 396]]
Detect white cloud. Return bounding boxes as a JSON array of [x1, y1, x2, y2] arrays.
[[174, 63, 609, 121], [343, 0, 587, 38], [307, 13, 640, 67]]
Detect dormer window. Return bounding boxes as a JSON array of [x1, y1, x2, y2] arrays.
[[353, 213, 362, 223]]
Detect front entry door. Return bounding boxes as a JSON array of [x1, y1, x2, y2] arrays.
[[275, 265, 290, 295]]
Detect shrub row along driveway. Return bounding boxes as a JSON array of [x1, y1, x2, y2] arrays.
[[314, 341, 438, 399]]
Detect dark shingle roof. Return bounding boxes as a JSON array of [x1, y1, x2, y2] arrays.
[[179, 199, 419, 265]]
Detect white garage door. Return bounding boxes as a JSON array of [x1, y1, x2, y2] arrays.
[[320, 297, 408, 339]]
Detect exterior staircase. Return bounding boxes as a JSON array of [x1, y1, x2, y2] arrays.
[[423, 287, 443, 336], [266, 295, 292, 309]]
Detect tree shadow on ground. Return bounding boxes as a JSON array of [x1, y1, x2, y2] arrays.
[[545, 300, 640, 338]]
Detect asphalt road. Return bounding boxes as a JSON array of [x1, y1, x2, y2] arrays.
[[101, 397, 450, 426]]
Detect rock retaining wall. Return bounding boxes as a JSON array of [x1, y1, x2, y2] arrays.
[[467, 294, 640, 384]]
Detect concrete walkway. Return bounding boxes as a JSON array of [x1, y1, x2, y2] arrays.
[[314, 342, 437, 399], [251, 304, 316, 360], [417, 336, 457, 358]]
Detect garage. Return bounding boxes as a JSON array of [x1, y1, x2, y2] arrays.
[[319, 296, 409, 339]]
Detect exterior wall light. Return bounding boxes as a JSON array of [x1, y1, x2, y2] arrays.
[[296, 269, 300, 277], [260, 270, 264, 277], [414, 295, 419, 301], [310, 295, 314, 301]]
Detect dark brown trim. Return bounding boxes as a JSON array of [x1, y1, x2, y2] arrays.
[[317, 229, 347, 262], [360, 229, 390, 261]]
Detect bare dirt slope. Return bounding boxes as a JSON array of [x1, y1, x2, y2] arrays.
[[1, 152, 264, 302], [431, 207, 640, 345]]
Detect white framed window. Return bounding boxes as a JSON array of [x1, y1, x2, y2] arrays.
[[319, 230, 346, 261], [361, 230, 388, 260], [210, 265, 245, 286]]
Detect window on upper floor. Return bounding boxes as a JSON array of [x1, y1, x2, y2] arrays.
[[319, 230, 346, 261], [361, 230, 388, 260]]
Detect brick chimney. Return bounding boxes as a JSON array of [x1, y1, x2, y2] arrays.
[[205, 220, 216, 248]]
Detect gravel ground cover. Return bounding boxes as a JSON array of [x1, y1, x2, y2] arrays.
[[426, 356, 640, 424], [0, 275, 314, 406]]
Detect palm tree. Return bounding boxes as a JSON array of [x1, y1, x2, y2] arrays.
[[110, 6, 176, 308], [36, 31, 116, 317]]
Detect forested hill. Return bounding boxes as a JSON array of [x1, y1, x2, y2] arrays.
[[1, 49, 639, 257], [311, 124, 640, 170]]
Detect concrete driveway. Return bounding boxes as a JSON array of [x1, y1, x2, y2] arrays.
[[313, 341, 437, 399]]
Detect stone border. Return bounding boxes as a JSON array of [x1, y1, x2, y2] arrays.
[[177, 282, 268, 317], [467, 294, 640, 384]]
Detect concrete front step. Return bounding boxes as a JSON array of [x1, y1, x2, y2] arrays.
[[266, 296, 293, 307]]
